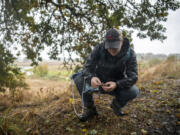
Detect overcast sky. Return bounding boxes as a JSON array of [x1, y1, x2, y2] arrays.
[[133, 9, 180, 55]]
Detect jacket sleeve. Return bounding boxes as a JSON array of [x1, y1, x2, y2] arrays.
[[116, 49, 138, 89], [82, 45, 100, 83]]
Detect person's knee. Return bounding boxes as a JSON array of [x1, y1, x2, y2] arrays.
[[73, 74, 84, 93], [128, 85, 139, 99]]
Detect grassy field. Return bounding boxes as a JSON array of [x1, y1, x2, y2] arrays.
[[0, 58, 180, 135]]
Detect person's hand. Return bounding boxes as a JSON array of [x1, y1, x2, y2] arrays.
[[102, 81, 117, 92], [91, 77, 102, 88]]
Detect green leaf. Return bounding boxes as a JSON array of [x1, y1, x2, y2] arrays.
[[152, 90, 158, 93]]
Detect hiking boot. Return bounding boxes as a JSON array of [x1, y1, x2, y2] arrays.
[[79, 106, 98, 122], [110, 103, 125, 116]]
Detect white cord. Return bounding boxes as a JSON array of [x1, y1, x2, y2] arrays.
[[71, 79, 85, 117], [71, 78, 100, 118]]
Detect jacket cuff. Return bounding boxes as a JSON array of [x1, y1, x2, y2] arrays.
[[116, 81, 121, 89]]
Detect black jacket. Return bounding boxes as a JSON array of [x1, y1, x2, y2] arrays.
[[82, 38, 138, 89]]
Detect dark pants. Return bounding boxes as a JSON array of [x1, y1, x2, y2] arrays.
[[74, 74, 139, 109]]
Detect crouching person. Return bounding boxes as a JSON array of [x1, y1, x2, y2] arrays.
[[74, 28, 139, 122]]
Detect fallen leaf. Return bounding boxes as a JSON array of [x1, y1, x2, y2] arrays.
[[141, 129, 147, 135], [166, 110, 171, 114], [69, 98, 74, 104], [124, 110, 130, 114], [88, 129, 98, 135], [152, 90, 158, 93], [147, 119, 153, 125], [33, 130, 40, 134], [176, 121, 180, 125], [26, 128, 31, 132], [176, 113, 180, 120], [153, 81, 162, 85], [45, 120, 50, 123], [130, 132, 137, 135], [66, 127, 74, 132], [177, 108, 180, 112], [82, 129, 87, 132], [69, 98, 73, 103]]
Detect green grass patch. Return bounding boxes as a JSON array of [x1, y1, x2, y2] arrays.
[[29, 64, 74, 81]]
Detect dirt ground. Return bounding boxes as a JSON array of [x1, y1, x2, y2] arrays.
[[1, 76, 179, 135]]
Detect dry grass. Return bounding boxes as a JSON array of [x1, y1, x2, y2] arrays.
[[139, 59, 180, 83], [0, 79, 70, 108], [0, 94, 11, 111], [23, 79, 70, 103]]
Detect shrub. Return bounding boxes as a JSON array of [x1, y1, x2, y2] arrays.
[[0, 44, 27, 98], [33, 64, 48, 77]]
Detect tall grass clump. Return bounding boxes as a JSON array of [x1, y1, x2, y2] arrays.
[[148, 58, 162, 67], [140, 55, 180, 82], [0, 108, 26, 135], [165, 55, 177, 62], [33, 64, 48, 77]]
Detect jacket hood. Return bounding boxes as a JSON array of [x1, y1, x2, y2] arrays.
[[118, 37, 130, 58]]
